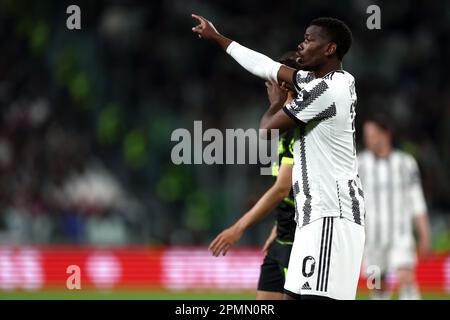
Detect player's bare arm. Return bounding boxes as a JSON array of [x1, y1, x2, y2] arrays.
[[414, 214, 432, 257], [262, 225, 277, 255], [209, 162, 293, 257], [191, 14, 296, 85], [260, 81, 296, 135]]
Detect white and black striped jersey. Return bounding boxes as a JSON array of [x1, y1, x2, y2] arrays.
[[358, 150, 427, 248], [283, 69, 365, 228]]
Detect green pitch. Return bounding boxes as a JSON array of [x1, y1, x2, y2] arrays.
[[0, 290, 449, 300], [0, 290, 254, 300]]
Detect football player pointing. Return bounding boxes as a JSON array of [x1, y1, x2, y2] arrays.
[[193, 14, 365, 300]]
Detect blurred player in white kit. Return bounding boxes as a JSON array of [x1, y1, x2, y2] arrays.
[[358, 114, 431, 300]]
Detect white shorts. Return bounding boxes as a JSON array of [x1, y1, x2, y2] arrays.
[[284, 217, 365, 300], [363, 239, 417, 275]]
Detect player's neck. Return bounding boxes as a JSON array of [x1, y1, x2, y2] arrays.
[[314, 61, 343, 78]]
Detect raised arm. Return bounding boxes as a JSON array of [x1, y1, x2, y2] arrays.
[[191, 14, 296, 85], [191, 14, 232, 50]]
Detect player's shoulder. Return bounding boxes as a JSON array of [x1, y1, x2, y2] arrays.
[[322, 70, 355, 86], [393, 149, 417, 163], [295, 70, 315, 83], [298, 70, 354, 96]]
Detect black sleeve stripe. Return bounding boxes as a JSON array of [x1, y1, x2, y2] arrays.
[[283, 106, 306, 126], [292, 80, 329, 113]]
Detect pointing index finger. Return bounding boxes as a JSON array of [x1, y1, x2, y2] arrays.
[[191, 14, 203, 22]]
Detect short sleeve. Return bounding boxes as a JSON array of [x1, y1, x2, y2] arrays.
[[283, 78, 337, 125]]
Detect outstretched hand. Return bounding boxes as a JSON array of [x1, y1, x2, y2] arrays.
[[191, 14, 220, 40], [209, 225, 243, 257]]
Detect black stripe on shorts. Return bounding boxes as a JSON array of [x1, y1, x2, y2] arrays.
[[316, 217, 334, 292]]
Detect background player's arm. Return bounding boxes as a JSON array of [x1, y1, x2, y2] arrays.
[[408, 156, 432, 257], [262, 225, 278, 255], [414, 214, 432, 257], [191, 14, 296, 85], [209, 163, 293, 256]]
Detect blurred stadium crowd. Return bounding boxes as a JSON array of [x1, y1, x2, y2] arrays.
[[0, 0, 449, 250]]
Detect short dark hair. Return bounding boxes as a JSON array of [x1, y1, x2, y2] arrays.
[[366, 113, 395, 135], [310, 17, 352, 61], [278, 51, 299, 69]]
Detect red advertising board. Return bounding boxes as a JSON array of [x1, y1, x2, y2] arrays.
[[0, 246, 448, 292]]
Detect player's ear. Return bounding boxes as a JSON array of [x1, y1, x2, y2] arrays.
[[325, 43, 337, 57]]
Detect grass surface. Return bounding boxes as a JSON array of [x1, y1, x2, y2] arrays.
[[0, 290, 254, 300], [0, 290, 449, 300]]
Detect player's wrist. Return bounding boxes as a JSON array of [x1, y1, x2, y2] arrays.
[[234, 221, 247, 234], [214, 34, 232, 51]]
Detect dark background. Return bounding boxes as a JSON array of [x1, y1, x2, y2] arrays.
[[0, 0, 449, 251]]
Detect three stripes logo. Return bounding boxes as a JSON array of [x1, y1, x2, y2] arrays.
[[301, 282, 312, 290]]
